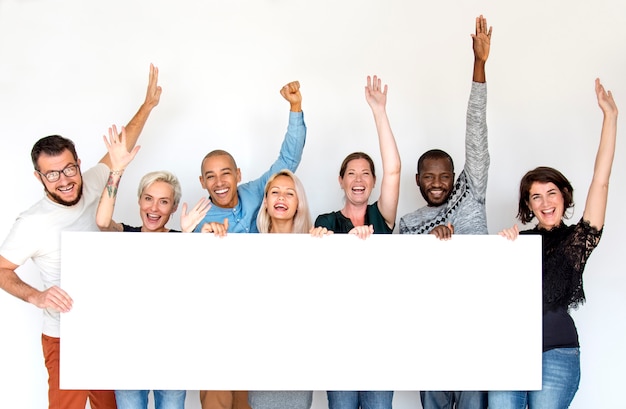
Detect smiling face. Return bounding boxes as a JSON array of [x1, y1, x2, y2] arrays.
[[265, 174, 299, 224], [339, 158, 375, 205], [34, 150, 83, 206], [417, 157, 455, 206], [138, 180, 177, 232], [199, 154, 241, 209], [527, 182, 565, 230]]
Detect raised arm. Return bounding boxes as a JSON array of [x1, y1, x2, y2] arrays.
[[465, 15, 491, 195], [583, 78, 618, 229], [280, 81, 302, 112], [96, 125, 141, 231], [366, 75, 401, 229], [99, 64, 161, 167], [471, 15, 492, 83], [249, 80, 307, 200]]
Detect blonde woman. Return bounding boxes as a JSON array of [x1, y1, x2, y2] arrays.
[[248, 169, 320, 409]]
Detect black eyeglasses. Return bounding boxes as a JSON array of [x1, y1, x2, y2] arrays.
[[36, 164, 80, 182]]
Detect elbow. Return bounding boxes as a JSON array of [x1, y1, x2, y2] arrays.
[[383, 157, 401, 177], [387, 165, 401, 178], [95, 219, 110, 231]]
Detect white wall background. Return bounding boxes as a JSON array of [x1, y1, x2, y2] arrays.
[[0, 0, 624, 408]]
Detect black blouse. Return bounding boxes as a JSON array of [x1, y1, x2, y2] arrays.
[[520, 218, 602, 351]]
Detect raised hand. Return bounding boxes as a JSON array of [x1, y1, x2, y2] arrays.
[[144, 63, 162, 109], [471, 15, 492, 64], [102, 125, 140, 172], [365, 75, 388, 113], [180, 197, 212, 233], [583, 78, 618, 229], [280, 81, 302, 112], [595, 78, 618, 117]]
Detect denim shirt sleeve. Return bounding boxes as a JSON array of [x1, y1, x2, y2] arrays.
[[243, 110, 307, 199], [194, 111, 307, 233]]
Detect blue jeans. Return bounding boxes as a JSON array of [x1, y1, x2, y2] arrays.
[[115, 390, 186, 409], [420, 391, 487, 409], [488, 348, 580, 409], [327, 391, 393, 409]]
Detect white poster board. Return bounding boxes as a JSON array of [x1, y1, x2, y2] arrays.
[[60, 232, 542, 391]]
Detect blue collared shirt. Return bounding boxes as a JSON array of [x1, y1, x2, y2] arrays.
[[194, 111, 306, 233]]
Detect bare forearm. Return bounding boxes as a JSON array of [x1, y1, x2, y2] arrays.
[[372, 108, 401, 172], [594, 114, 618, 181], [124, 103, 155, 148], [0, 268, 40, 304], [473, 59, 486, 83], [584, 112, 617, 227], [96, 172, 123, 231], [290, 101, 302, 112], [373, 108, 401, 225], [100, 65, 161, 167]]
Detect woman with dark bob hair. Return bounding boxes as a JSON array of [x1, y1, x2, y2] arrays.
[[516, 166, 574, 224], [489, 78, 618, 409]]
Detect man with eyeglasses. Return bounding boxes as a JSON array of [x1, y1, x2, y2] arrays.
[[0, 64, 161, 409]]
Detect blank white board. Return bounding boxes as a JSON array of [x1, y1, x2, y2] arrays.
[[60, 232, 542, 390]]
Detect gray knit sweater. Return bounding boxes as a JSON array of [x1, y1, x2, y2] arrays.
[[399, 81, 489, 235]]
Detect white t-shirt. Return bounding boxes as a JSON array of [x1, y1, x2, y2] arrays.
[[0, 163, 109, 337]]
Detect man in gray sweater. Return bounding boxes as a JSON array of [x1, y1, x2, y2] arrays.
[[398, 15, 491, 409]]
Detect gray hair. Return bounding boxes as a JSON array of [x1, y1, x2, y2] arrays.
[[137, 170, 182, 207]]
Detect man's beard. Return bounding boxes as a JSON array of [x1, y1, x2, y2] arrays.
[[44, 183, 84, 206], [419, 185, 449, 207]]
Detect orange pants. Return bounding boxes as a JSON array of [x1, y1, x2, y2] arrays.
[[200, 391, 251, 409], [42, 334, 117, 409]]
